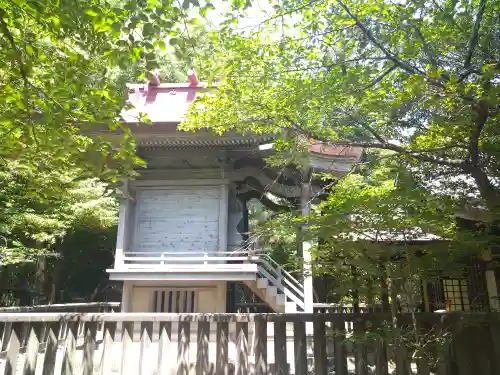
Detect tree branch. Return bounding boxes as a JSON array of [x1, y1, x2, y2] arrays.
[[282, 57, 390, 74], [0, 9, 28, 86], [464, 0, 487, 68], [336, 0, 422, 76], [279, 115, 465, 167], [357, 121, 387, 144], [334, 141, 464, 167], [469, 99, 488, 167], [355, 65, 397, 92], [458, 68, 482, 83], [413, 26, 438, 67]]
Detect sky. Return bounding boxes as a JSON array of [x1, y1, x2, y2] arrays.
[[201, 0, 273, 31]]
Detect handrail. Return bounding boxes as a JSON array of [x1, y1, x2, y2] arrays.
[[0, 302, 120, 313], [252, 253, 305, 310], [125, 251, 243, 255], [256, 259, 304, 299], [123, 256, 259, 262], [259, 253, 303, 291], [313, 303, 383, 313], [256, 266, 304, 309]]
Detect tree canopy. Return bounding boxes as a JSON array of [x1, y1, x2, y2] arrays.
[[0, 0, 215, 262], [183, 0, 500, 217], [0, 0, 214, 179], [1, 0, 499, 312], [179, 0, 500, 309]]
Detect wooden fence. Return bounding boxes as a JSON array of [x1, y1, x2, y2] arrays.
[[0, 303, 120, 314], [312, 304, 383, 313], [0, 303, 120, 354], [0, 312, 499, 375]]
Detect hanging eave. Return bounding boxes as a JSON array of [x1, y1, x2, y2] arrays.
[[136, 134, 276, 149]]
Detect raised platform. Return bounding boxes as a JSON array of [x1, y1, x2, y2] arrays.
[[108, 252, 259, 281]]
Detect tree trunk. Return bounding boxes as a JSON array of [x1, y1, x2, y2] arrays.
[[89, 282, 102, 302], [468, 166, 500, 217], [49, 258, 62, 304], [49, 242, 66, 304], [380, 263, 390, 312], [466, 98, 500, 218], [35, 257, 47, 304]]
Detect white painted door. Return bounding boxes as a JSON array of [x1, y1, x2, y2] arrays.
[[133, 187, 221, 257]]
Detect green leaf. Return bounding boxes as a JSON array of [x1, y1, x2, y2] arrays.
[[25, 44, 34, 56], [85, 9, 98, 17], [143, 23, 154, 37]]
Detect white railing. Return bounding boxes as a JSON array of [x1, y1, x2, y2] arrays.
[[118, 250, 305, 310], [121, 251, 259, 266], [252, 253, 305, 311]]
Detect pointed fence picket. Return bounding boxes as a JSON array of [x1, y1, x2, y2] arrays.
[[0, 312, 497, 375]]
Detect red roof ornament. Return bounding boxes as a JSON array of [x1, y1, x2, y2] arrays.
[[149, 70, 161, 86], [187, 69, 199, 87]]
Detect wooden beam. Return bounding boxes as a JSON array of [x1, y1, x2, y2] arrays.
[[0, 312, 445, 323], [41, 322, 61, 375], [274, 322, 288, 375], [157, 322, 172, 375], [298, 170, 314, 315], [313, 320, 328, 375], [82, 322, 97, 375], [235, 323, 249, 375], [482, 250, 499, 310], [23, 323, 42, 375], [62, 322, 78, 375], [294, 321, 307, 375], [177, 322, 190, 375], [215, 322, 229, 375], [254, 321, 268, 375]]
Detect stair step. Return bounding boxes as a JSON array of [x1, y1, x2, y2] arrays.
[[256, 278, 268, 289], [285, 302, 297, 313], [276, 294, 286, 305], [267, 286, 278, 297]]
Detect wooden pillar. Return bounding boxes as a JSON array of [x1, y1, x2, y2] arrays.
[[422, 278, 430, 312], [482, 250, 499, 310], [298, 170, 314, 314], [303, 242, 314, 313], [216, 281, 227, 313], [241, 196, 249, 243], [226, 283, 236, 313], [115, 180, 133, 269], [121, 281, 133, 312], [380, 264, 390, 312]]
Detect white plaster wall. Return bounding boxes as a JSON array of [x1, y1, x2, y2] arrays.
[[131, 286, 153, 312], [132, 187, 221, 253], [124, 280, 227, 313]]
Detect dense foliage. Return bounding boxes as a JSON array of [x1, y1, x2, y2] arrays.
[[1, 0, 498, 312], [0, 0, 213, 300], [183, 0, 500, 216], [180, 0, 500, 308], [0, 0, 211, 264]]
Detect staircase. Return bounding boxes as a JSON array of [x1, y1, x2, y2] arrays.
[[243, 253, 304, 313]]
